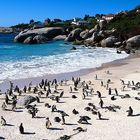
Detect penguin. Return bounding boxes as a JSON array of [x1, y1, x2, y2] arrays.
[[1, 116, 6, 126], [19, 123, 24, 134]]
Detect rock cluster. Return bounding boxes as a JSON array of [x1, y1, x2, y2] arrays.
[[14, 27, 64, 44], [14, 20, 140, 53]]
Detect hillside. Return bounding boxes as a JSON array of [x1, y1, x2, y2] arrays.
[[107, 7, 140, 39]]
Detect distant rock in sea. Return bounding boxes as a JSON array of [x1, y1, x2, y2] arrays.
[[14, 27, 64, 44]]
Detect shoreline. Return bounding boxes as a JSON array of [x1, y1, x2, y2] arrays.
[[0, 53, 136, 92]]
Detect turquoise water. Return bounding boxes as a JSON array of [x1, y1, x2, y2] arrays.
[[0, 33, 129, 82]]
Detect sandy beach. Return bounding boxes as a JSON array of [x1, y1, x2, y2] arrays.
[[0, 54, 140, 140]]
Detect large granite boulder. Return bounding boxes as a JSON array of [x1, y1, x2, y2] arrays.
[[126, 35, 140, 50], [85, 31, 103, 43], [14, 27, 64, 44], [23, 36, 34, 44], [14, 31, 35, 43], [17, 95, 37, 106], [98, 19, 107, 30], [101, 36, 118, 47], [80, 30, 90, 40], [33, 35, 48, 44], [65, 28, 82, 42], [103, 29, 117, 37], [53, 35, 66, 40]]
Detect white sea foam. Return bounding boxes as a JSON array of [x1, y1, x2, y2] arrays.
[[0, 47, 128, 81]]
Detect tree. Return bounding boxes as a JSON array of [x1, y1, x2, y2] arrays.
[[84, 15, 89, 21], [53, 19, 62, 22], [44, 18, 51, 24], [135, 5, 140, 10], [95, 14, 101, 19], [29, 19, 34, 24]]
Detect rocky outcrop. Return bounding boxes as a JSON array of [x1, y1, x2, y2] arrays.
[[126, 35, 140, 50], [33, 35, 48, 44], [65, 28, 82, 42], [101, 36, 118, 47], [23, 36, 34, 44], [98, 19, 107, 30], [80, 30, 90, 40], [17, 95, 37, 106], [53, 35, 66, 40], [14, 27, 64, 44], [85, 31, 104, 45]]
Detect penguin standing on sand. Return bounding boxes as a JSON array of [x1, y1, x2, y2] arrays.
[[99, 99, 104, 108], [19, 123, 24, 134], [127, 106, 133, 116], [46, 117, 52, 129], [1, 116, 6, 126]]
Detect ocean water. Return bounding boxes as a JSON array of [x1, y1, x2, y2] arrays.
[[0, 33, 129, 82]]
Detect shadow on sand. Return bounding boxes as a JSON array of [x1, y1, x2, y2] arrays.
[[23, 132, 35, 135], [97, 118, 109, 120], [0, 136, 5, 140], [48, 128, 64, 131], [131, 114, 140, 117], [65, 123, 78, 126], [6, 123, 14, 126]]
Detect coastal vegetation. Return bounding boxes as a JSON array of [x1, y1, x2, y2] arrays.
[[8, 5, 140, 54], [107, 7, 140, 38]]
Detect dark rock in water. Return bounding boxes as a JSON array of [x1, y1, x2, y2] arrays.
[[17, 95, 36, 106], [116, 49, 122, 54], [70, 46, 77, 50]]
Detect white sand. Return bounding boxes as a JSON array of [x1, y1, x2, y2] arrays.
[[0, 56, 140, 140]]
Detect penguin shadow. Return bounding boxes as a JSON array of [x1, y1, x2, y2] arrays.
[[38, 101, 44, 104], [79, 122, 92, 125], [23, 132, 35, 135], [48, 127, 64, 131], [35, 116, 46, 119], [70, 92, 79, 94], [84, 98, 92, 100], [14, 110, 23, 113], [6, 123, 14, 126], [100, 96, 106, 99], [131, 114, 140, 117], [65, 123, 78, 126], [4, 109, 13, 111], [96, 78, 102, 81], [57, 88, 64, 91], [60, 96, 70, 99], [58, 101, 66, 104], [16, 107, 24, 109], [0, 136, 5, 140], [97, 118, 109, 120]]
